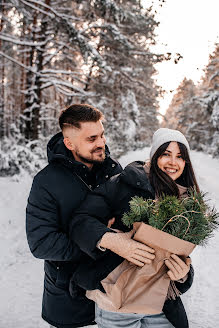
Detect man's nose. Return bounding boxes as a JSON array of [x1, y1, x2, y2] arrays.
[[96, 136, 106, 147]]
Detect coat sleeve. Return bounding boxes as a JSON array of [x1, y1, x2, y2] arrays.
[[26, 174, 77, 261], [69, 176, 120, 259], [174, 264, 194, 294]]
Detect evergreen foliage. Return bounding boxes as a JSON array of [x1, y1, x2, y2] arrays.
[[122, 189, 219, 245]]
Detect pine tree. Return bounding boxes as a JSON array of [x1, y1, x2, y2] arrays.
[[163, 44, 219, 157], [164, 78, 196, 131], [72, 0, 163, 155]]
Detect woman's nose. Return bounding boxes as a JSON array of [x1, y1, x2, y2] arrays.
[[169, 156, 176, 165]]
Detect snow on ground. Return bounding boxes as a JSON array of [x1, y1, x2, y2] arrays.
[[0, 148, 219, 328]]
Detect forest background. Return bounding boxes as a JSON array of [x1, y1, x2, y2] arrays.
[[0, 0, 218, 177]]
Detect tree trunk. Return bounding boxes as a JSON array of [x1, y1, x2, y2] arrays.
[[0, 1, 5, 139]]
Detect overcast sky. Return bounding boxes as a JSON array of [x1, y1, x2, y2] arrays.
[[143, 0, 219, 114]]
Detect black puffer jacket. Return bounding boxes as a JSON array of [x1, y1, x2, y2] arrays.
[[69, 161, 194, 328], [26, 132, 122, 328]]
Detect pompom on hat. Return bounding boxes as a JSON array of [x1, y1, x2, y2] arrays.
[[150, 128, 190, 159]]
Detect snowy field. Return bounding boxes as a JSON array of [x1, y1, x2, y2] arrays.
[[0, 147, 219, 328]]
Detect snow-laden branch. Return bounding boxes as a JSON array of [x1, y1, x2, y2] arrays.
[[18, 0, 55, 18], [18, 0, 80, 21], [0, 50, 91, 88], [0, 33, 51, 47], [55, 86, 86, 97], [0, 51, 38, 74], [40, 80, 95, 97], [120, 71, 152, 91], [40, 77, 87, 93], [129, 50, 157, 57], [210, 72, 219, 81], [40, 69, 83, 76], [40, 72, 87, 85], [43, 45, 64, 66]]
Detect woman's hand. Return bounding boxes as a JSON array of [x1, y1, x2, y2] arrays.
[[165, 254, 191, 281], [99, 230, 155, 267]]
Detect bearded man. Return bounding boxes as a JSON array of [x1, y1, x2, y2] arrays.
[[26, 104, 123, 328], [26, 104, 152, 328]]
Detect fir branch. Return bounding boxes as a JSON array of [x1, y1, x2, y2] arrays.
[[121, 189, 219, 245]]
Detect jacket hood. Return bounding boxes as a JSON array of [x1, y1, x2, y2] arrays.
[[47, 132, 111, 166], [120, 161, 155, 195], [47, 132, 73, 164]]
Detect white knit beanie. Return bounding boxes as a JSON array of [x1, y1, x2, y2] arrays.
[[150, 128, 190, 159]]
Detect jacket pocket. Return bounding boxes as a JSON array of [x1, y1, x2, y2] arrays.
[[44, 260, 70, 290], [69, 279, 87, 299]]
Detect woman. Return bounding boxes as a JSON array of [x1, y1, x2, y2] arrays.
[[70, 128, 198, 328]]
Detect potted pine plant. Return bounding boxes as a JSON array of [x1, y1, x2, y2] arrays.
[[101, 189, 219, 314]]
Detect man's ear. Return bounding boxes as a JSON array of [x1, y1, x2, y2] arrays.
[[63, 137, 74, 151]]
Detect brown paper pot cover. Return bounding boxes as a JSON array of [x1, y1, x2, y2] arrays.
[[101, 222, 195, 314]]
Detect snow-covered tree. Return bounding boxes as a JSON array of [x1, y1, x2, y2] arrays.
[[164, 78, 196, 130], [78, 0, 163, 154], [164, 44, 219, 157], [0, 0, 165, 175]]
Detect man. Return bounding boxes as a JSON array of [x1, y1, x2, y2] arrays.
[[26, 104, 153, 328]]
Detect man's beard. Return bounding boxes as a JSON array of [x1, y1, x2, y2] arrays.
[[75, 147, 106, 164]]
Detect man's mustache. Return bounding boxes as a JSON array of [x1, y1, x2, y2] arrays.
[[91, 147, 105, 153]]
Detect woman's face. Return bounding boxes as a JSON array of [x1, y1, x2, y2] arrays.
[[157, 142, 186, 181]]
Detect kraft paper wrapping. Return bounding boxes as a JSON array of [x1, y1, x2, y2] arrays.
[[101, 222, 195, 314]]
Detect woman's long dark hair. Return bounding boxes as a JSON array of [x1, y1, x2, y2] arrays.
[[149, 142, 200, 197]]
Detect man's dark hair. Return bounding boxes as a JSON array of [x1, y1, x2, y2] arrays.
[[59, 104, 104, 130], [149, 141, 200, 197]]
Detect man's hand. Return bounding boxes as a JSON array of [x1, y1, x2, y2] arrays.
[[99, 231, 155, 267], [165, 254, 191, 281], [107, 217, 115, 228], [107, 217, 121, 232]]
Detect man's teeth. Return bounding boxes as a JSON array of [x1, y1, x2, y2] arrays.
[[166, 168, 177, 173]]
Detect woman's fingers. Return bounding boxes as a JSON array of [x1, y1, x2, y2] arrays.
[[165, 259, 179, 279], [136, 243, 155, 254], [135, 248, 156, 260], [128, 257, 145, 267], [170, 254, 189, 268], [166, 270, 176, 281], [132, 253, 153, 264], [165, 254, 191, 281]]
